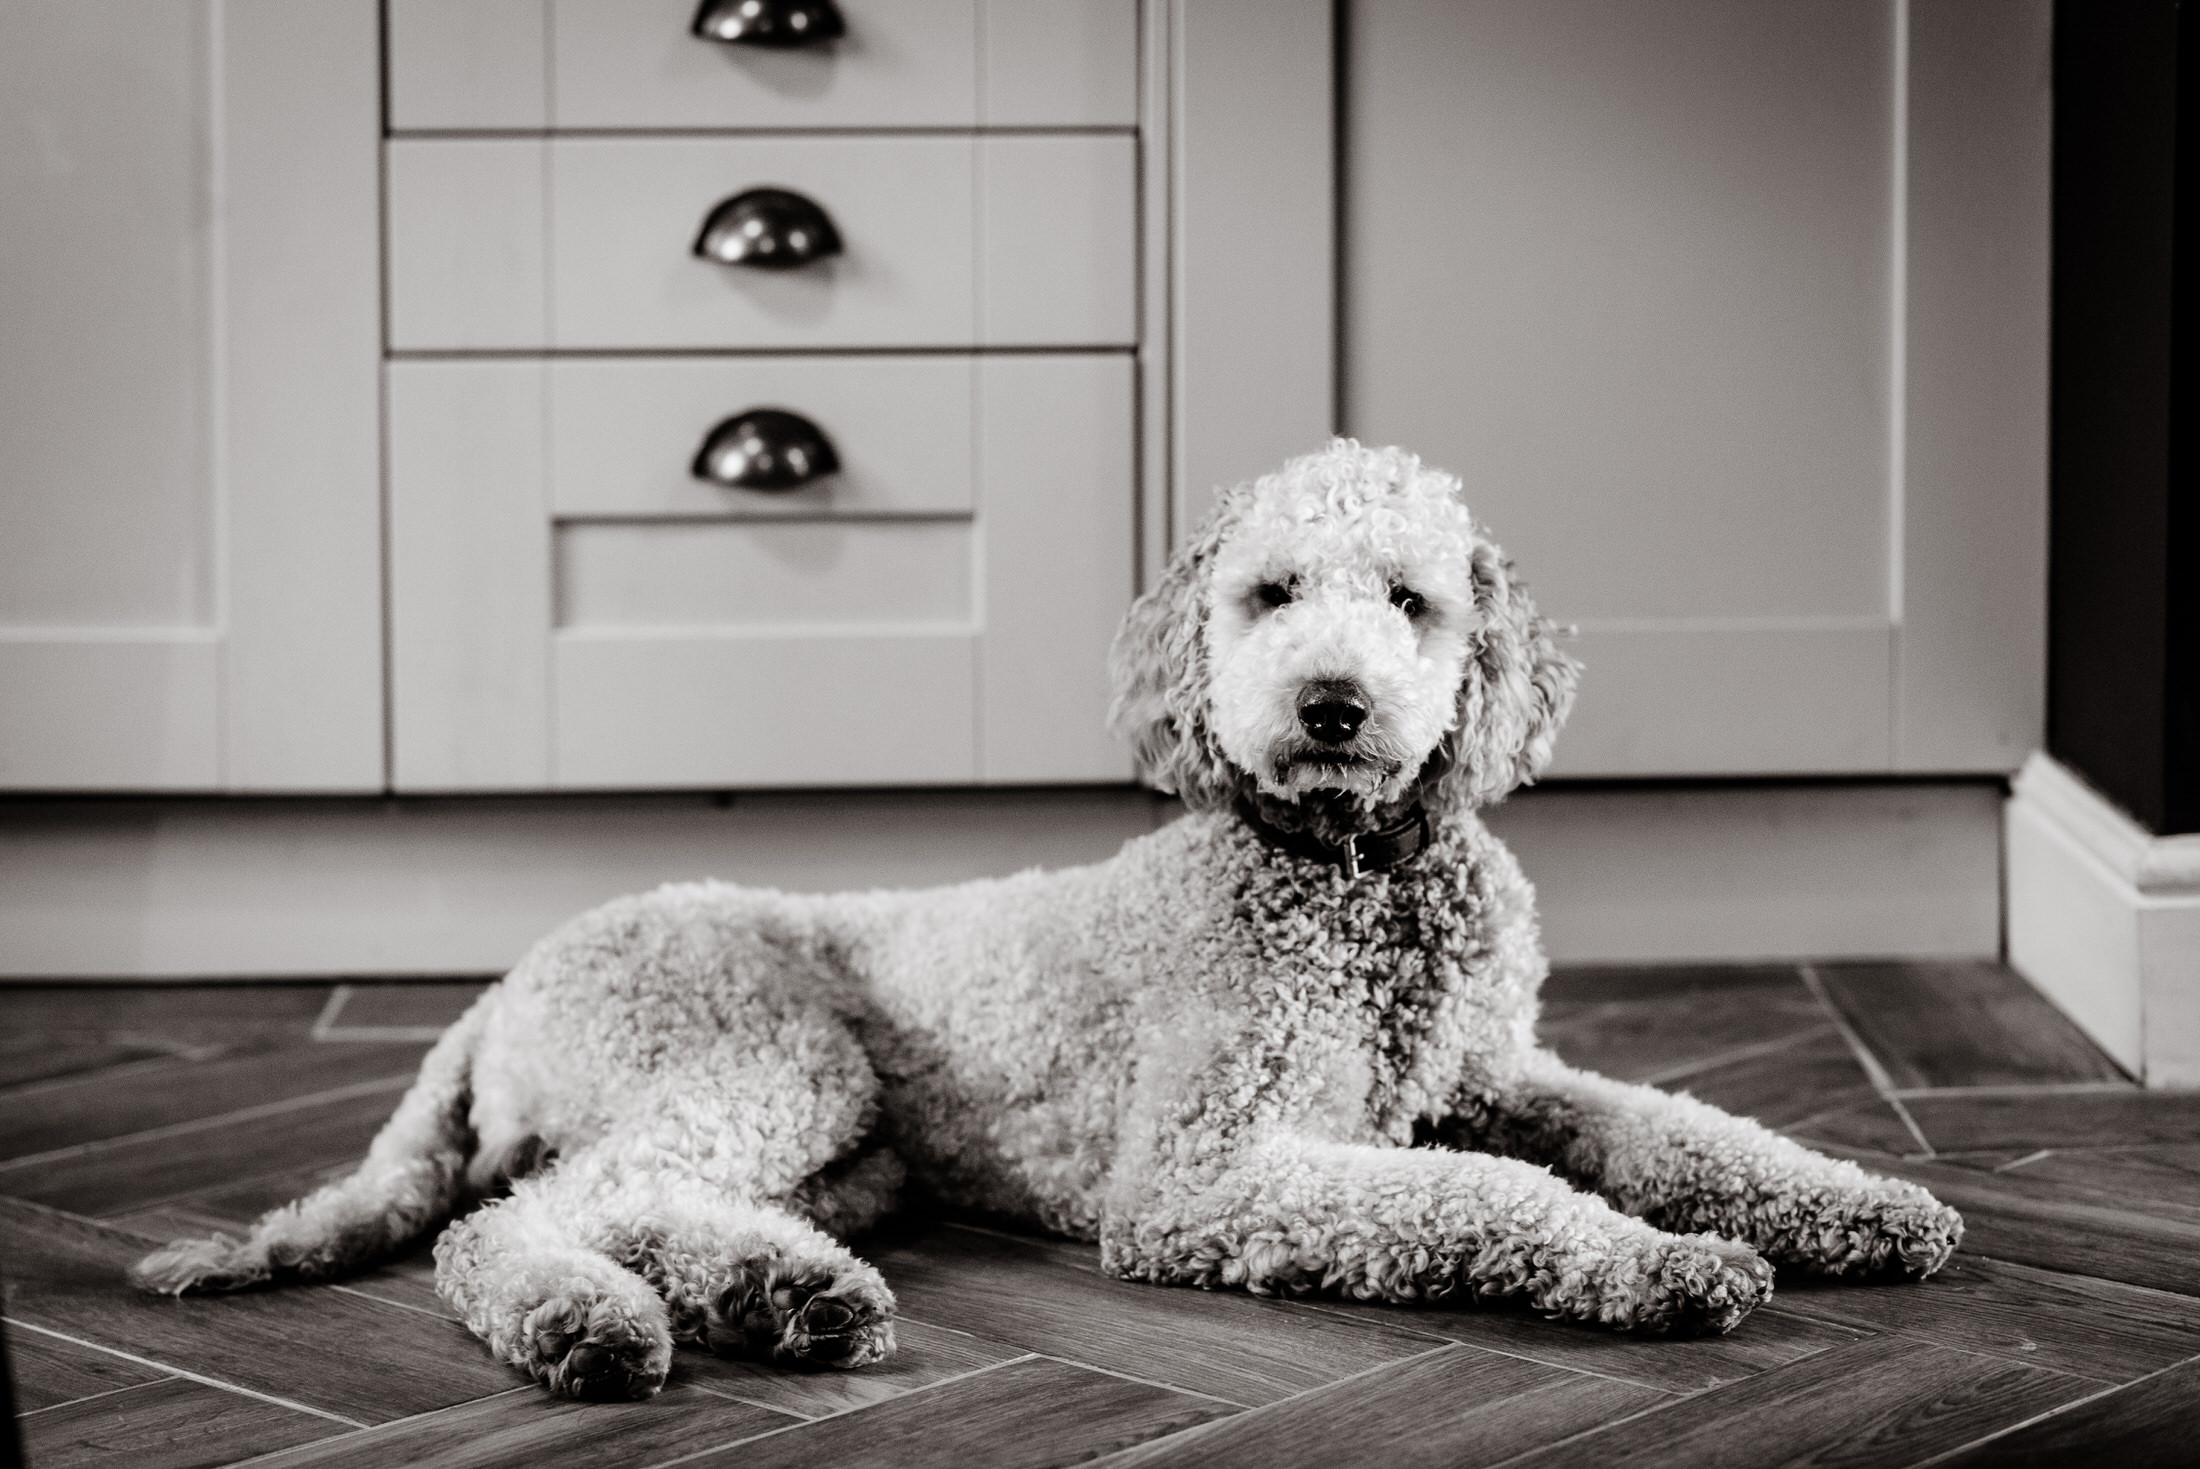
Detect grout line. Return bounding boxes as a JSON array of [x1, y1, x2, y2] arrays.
[[635, 1354, 1046, 1469], [1479, 1384, 1693, 1469], [0, 1047, 224, 1107], [310, 983, 353, 1040], [1887, 1081, 2140, 1099], [317, 1025, 451, 1043], [0, 1073, 416, 1174], [1798, 963, 1936, 1157], [1283, 1299, 1686, 1396], [681, 1382, 818, 1420], [12, 1374, 184, 1420], [1025, 1353, 1254, 1411], [1992, 1149, 2055, 1174], [328, 1283, 450, 1322], [1634, 1027, 1832, 1088], [2, 1317, 370, 1428], [217, 1388, 540, 1469], [1904, 1353, 2200, 1469]]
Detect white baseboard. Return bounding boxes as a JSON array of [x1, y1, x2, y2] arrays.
[[2006, 751, 2200, 1088], [0, 779, 2003, 979]]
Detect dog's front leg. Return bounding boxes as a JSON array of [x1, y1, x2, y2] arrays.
[[1440, 1050, 1962, 1279], [1102, 1136, 1771, 1335]]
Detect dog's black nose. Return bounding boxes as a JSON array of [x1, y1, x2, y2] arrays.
[[1297, 681, 1369, 744]]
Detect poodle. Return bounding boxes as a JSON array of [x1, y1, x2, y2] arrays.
[[133, 439, 1962, 1400]]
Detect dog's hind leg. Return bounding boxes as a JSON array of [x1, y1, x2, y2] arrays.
[[133, 991, 491, 1295], [433, 1159, 675, 1400]]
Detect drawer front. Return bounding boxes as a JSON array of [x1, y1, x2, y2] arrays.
[[390, 354, 1134, 790], [388, 135, 1136, 352], [550, 356, 975, 518], [388, 0, 1137, 132]]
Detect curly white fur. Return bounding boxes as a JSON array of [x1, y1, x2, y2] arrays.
[[133, 439, 1961, 1400]]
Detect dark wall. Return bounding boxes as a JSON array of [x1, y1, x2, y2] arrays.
[[2051, 0, 2200, 834]]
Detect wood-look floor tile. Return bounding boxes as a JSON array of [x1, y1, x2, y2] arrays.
[[0, 1036, 186, 1094], [684, 1318, 1026, 1419], [866, 1224, 1441, 1407], [1665, 1027, 1881, 1131], [233, 1383, 790, 1469], [1811, 962, 2127, 1090], [1498, 1336, 2093, 1469], [336, 1247, 454, 1321], [1542, 965, 1805, 1005], [326, 983, 489, 1034], [0, 985, 332, 1047], [1785, 1097, 1928, 1156], [16, 1375, 341, 1469], [1302, 1289, 1866, 1395], [0, 1197, 522, 1424], [1902, 1091, 2200, 1156], [1539, 983, 1826, 1086], [677, 1355, 1231, 1469], [1766, 1253, 2200, 1383], [1089, 1342, 1663, 1469], [1766, 1144, 2200, 1299], [1931, 1355, 2200, 1467], [5, 1329, 165, 1413], [0, 1041, 427, 1163], [1996, 1144, 2200, 1221], [2, 1084, 409, 1218]]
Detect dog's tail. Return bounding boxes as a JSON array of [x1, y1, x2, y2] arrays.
[[131, 988, 492, 1295]]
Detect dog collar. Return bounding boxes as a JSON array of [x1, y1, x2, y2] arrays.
[[1232, 799, 1432, 879]]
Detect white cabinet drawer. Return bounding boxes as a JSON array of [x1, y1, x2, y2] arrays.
[[388, 0, 1137, 131], [550, 356, 975, 518], [387, 135, 1137, 351], [390, 353, 1134, 790]]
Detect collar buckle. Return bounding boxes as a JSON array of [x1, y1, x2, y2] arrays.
[[1343, 834, 1363, 880]]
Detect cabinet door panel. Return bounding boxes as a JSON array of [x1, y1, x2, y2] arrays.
[[388, 0, 548, 130], [388, 361, 553, 792], [979, 355, 1136, 782]]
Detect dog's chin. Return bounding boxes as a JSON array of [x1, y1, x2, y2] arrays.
[[1261, 748, 1408, 806]]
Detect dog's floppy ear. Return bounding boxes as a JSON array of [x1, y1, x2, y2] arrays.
[[1433, 537, 1581, 809], [1107, 505, 1237, 809]]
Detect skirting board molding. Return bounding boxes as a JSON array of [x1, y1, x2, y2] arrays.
[[0, 780, 2001, 979], [2006, 751, 2200, 1088]]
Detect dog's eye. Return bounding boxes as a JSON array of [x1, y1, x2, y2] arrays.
[[1254, 582, 1294, 609], [1390, 586, 1428, 618]]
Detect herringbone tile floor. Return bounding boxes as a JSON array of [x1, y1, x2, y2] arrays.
[[5, 963, 2198, 1467]]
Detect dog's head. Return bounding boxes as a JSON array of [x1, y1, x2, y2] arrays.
[[1108, 439, 1578, 820]]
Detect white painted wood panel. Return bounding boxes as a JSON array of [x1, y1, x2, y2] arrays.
[[1548, 625, 1894, 776], [388, 361, 553, 791], [220, 0, 385, 789], [1347, 0, 1893, 625], [0, 639, 220, 790], [1172, 0, 1333, 522], [556, 520, 974, 628], [1896, 0, 2051, 771], [982, 0, 1139, 127], [554, 635, 978, 787], [548, 356, 976, 518], [979, 135, 1138, 348], [388, 0, 548, 131], [979, 355, 1135, 782], [550, 135, 974, 350], [388, 139, 549, 351], [551, 0, 978, 130]]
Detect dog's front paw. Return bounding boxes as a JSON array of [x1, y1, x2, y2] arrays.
[[1629, 1233, 1773, 1336], [704, 1252, 896, 1370], [1779, 1180, 1964, 1280], [520, 1292, 672, 1400]]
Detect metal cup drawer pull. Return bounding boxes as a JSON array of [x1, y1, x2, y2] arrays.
[[693, 188, 843, 270], [692, 409, 841, 490], [691, 0, 845, 48]]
